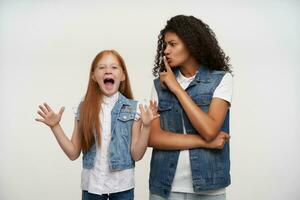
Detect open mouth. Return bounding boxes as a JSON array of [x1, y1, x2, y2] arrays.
[[103, 78, 115, 91], [103, 78, 115, 84]]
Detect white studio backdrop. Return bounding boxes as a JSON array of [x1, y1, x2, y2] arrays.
[[0, 1, 299, 200]]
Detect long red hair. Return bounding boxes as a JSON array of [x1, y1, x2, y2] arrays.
[[79, 50, 133, 152]]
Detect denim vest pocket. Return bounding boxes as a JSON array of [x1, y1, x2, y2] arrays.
[[115, 112, 135, 140], [117, 112, 135, 122], [158, 101, 173, 112], [193, 95, 212, 112], [158, 101, 176, 130], [109, 111, 135, 170]]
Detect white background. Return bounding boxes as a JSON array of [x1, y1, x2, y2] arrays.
[[0, 0, 299, 199]]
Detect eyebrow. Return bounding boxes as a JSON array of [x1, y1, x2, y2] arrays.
[[165, 40, 176, 44], [98, 63, 120, 66]]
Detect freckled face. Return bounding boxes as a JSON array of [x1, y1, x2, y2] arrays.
[[92, 53, 125, 96]]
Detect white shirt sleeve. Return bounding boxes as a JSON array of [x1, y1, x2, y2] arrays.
[[73, 101, 82, 121], [213, 72, 233, 105], [134, 101, 141, 121], [151, 84, 159, 103]]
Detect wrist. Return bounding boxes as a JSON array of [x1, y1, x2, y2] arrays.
[[199, 138, 211, 149], [50, 123, 60, 130], [142, 124, 150, 130]]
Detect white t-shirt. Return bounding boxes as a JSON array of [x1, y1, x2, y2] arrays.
[[76, 92, 141, 195], [151, 70, 233, 195]]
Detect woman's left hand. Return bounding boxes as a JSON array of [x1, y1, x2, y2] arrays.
[[139, 100, 160, 127], [159, 56, 181, 93]]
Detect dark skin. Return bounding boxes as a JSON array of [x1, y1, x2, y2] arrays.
[[148, 32, 230, 150]]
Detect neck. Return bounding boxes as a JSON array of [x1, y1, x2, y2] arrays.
[[180, 57, 200, 77]]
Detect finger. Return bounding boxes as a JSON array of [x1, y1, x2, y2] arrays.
[[163, 56, 171, 71], [152, 100, 158, 111], [43, 103, 53, 112], [149, 100, 154, 108], [152, 104, 158, 114], [223, 134, 230, 140], [149, 100, 156, 111], [159, 72, 167, 84], [38, 105, 48, 115], [37, 110, 46, 119], [35, 118, 45, 123], [139, 104, 145, 114], [159, 71, 167, 76], [58, 106, 65, 116], [152, 114, 160, 120]]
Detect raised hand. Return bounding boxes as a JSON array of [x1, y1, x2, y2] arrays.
[[139, 100, 160, 127], [207, 132, 230, 149], [159, 56, 181, 92], [35, 103, 65, 127]]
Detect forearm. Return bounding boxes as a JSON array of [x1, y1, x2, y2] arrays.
[[173, 87, 220, 141], [148, 129, 210, 150], [50, 124, 80, 160], [131, 126, 150, 161]]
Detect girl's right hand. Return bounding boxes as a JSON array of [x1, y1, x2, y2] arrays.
[[35, 103, 65, 128], [206, 132, 230, 149]]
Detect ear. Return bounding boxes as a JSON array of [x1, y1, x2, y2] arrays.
[[91, 73, 96, 81], [121, 72, 126, 82]]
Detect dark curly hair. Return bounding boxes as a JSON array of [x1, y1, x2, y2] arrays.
[[152, 15, 231, 77]]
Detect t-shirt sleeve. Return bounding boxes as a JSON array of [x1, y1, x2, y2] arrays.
[[150, 83, 159, 103], [135, 84, 159, 121], [134, 101, 141, 121], [73, 102, 81, 121], [213, 73, 233, 105]]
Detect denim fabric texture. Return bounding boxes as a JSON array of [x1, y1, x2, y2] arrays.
[[78, 93, 137, 171], [149, 67, 231, 198]]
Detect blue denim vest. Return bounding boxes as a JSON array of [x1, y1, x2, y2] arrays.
[[78, 93, 137, 171], [149, 66, 231, 197]]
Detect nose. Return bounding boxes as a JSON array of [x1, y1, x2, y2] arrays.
[[164, 45, 170, 56], [104, 67, 112, 74]]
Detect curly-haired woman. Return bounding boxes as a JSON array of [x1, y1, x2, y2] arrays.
[[148, 15, 233, 200]]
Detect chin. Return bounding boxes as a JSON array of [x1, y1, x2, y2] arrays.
[[100, 88, 117, 97]]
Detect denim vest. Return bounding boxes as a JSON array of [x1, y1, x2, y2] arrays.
[[149, 67, 231, 197], [78, 93, 137, 171]]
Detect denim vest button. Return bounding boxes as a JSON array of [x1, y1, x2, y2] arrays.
[[123, 116, 127, 120]]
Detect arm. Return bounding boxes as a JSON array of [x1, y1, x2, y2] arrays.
[[148, 117, 229, 150], [160, 57, 230, 141], [131, 101, 159, 161], [173, 90, 229, 142], [36, 103, 82, 160]]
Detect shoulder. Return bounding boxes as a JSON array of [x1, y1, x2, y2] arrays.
[[210, 70, 226, 76], [213, 72, 233, 104], [74, 100, 83, 120], [122, 96, 137, 106], [119, 94, 138, 111], [220, 72, 233, 84], [153, 77, 160, 85]]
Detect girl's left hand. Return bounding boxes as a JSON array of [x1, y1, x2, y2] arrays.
[[159, 56, 181, 93], [139, 100, 160, 127]]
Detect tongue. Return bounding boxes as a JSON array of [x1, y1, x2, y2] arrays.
[[104, 82, 114, 90]]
